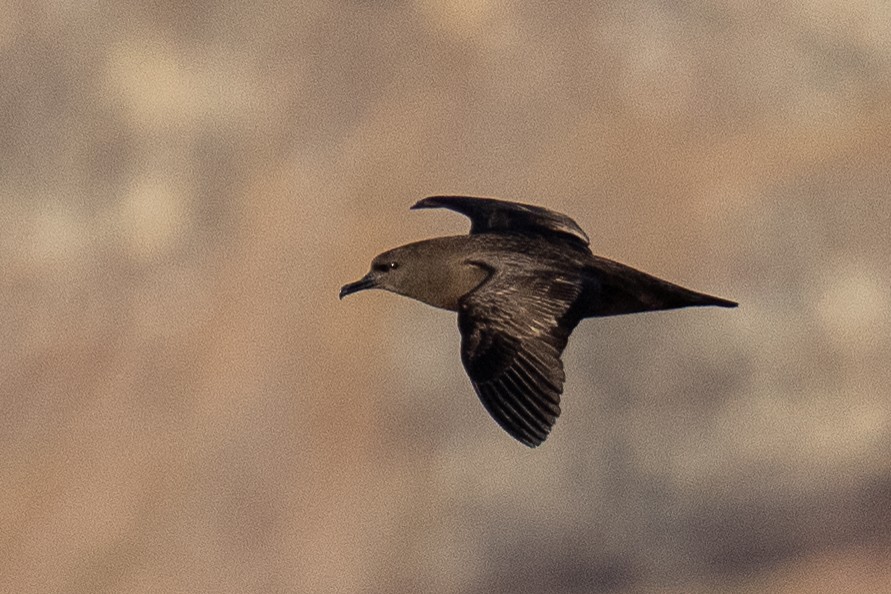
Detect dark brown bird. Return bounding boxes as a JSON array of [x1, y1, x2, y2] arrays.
[[340, 196, 736, 447]]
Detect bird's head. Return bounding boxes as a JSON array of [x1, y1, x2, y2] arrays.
[[339, 246, 413, 300], [339, 239, 489, 311]]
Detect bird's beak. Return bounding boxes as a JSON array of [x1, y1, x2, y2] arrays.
[[339, 273, 377, 300]]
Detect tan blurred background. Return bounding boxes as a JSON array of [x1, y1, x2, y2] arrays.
[[2, 2, 890, 593]]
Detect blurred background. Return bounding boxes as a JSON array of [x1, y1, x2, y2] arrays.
[[2, 2, 890, 592]]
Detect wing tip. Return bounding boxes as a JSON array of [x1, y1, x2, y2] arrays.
[[410, 197, 435, 210], [411, 195, 477, 211]]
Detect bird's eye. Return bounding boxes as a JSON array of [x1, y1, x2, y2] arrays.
[[373, 261, 399, 273], [387, 261, 399, 270]]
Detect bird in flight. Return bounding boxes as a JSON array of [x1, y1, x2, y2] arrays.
[[340, 196, 736, 447]]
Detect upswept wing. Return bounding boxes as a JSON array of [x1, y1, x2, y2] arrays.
[[413, 195, 590, 247]]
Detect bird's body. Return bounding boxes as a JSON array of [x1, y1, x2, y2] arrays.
[[340, 196, 736, 447]]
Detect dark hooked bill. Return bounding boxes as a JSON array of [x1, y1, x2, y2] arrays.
[[339, 274, 376, 299]]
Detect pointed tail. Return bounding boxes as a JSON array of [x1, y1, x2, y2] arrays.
[[580, 257, 737, 318]]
